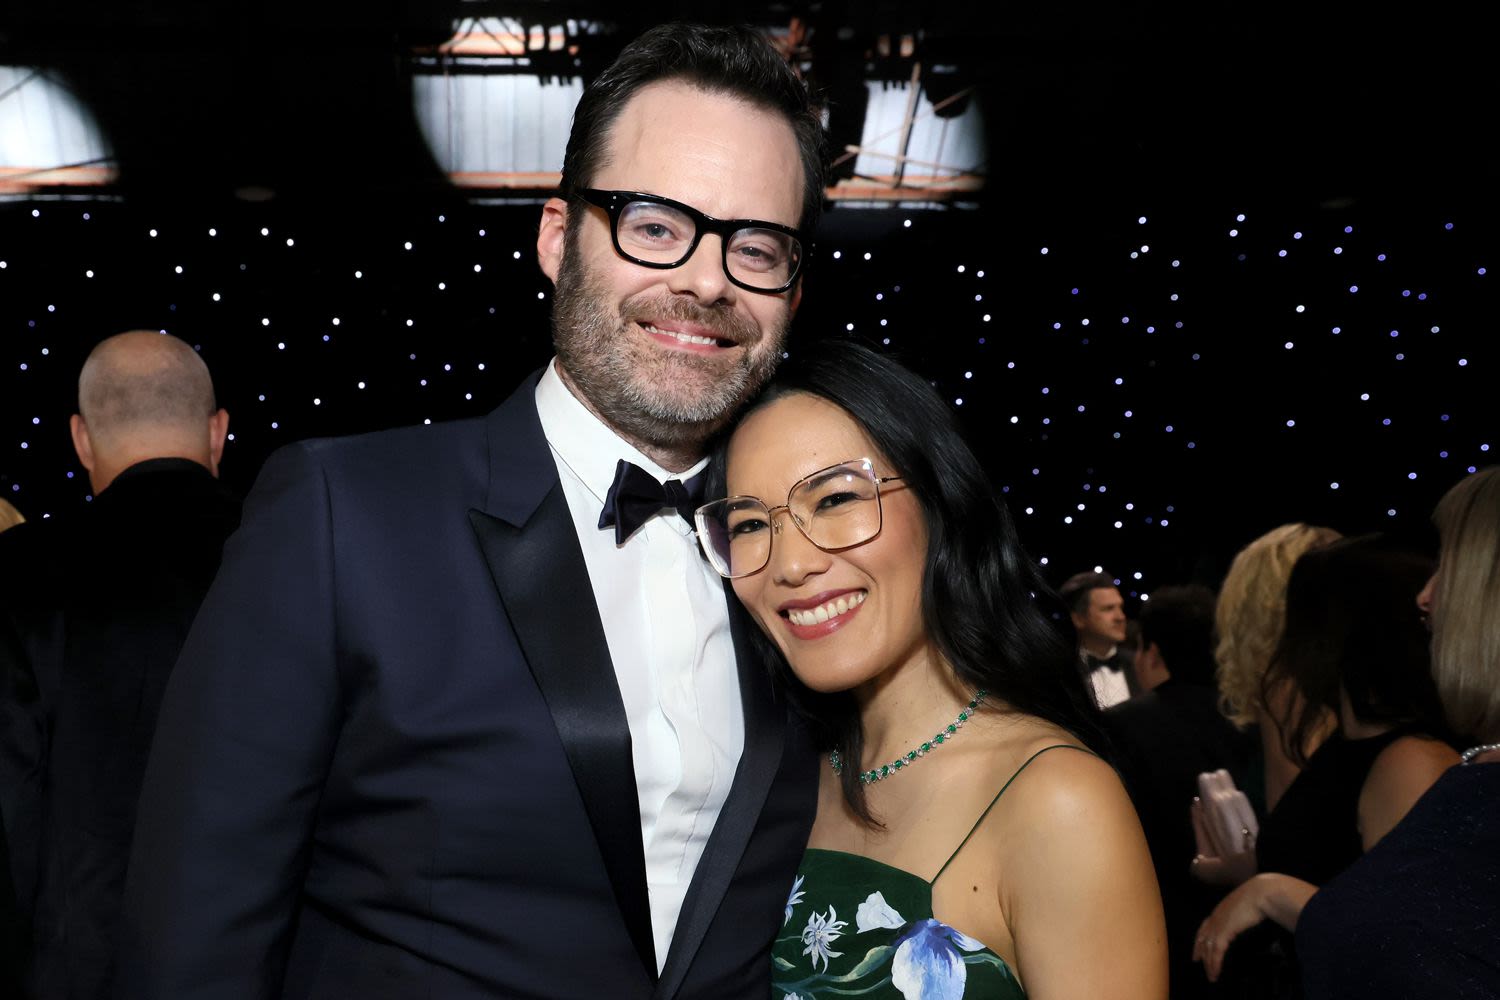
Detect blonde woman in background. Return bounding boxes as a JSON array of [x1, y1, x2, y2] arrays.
[[1193, 524, 1341, 889], [1292, 465, 1500, 998], [1215, 523, 1343, 815], [0, 498, 24, 534]]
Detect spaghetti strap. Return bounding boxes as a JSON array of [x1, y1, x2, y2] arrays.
[[930, 743, 1090, 886]]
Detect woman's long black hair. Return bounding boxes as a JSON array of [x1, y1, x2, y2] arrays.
[[1261, 533, 1452, 765], [711, 339, 1105, 824]]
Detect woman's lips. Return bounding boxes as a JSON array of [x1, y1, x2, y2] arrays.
[[780, 590, 867, 639]]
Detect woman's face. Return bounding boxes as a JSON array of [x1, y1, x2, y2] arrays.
[[725, 393, 933, 693]]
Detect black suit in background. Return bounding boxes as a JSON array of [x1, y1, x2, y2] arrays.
[[0, 458, 241, 999], [1105, 679, 1256, 1000], [118, 374, 819, 999], [0, 807, 24, 999]]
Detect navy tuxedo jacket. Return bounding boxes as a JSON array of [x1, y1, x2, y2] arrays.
[[119, 375, 819, 999]]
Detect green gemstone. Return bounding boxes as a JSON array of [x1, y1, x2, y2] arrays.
[[946, 724, 958, 734], [934, 734, 946, 744], [958, 711, 968, 722], [921, 742, 932, 753], [880, 765, 890, 777], [894, 759, 904, 769], [905, 751, 918, 761]]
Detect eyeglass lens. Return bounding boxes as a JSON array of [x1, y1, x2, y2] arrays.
[[698, 463, 882, 578], [617, 200, 801, 291]]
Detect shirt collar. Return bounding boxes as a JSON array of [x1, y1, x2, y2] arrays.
[[534, 358, 710, 508], [1082, 644, 1121, 666]]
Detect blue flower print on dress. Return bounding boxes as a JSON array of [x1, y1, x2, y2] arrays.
[[889, 918, 988, 1000], [770, 859, 1025, 999]]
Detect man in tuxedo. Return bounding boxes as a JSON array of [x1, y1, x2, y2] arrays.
[[119, 23, 826, 1000], [0, 331, 240, 998], [1104, 585, 1255, 1000], [1060, 570, 1137, 707]]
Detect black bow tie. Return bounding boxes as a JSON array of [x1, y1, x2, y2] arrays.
[[1084, 652, 1123, 673], [597, 459, 706, 544]]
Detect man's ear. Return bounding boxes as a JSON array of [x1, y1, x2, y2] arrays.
[[787, 277, 803, 317], [1069, 611, 1087, 633], [207, 408, 230, 475], [69, 413, 95, 473], [537, 197, 569, 284]]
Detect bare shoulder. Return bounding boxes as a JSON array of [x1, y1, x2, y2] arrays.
[[1373, 733, 1460, 773], [1359, 733, 1459, 847], [981, 727, 1167, 997], [1362, 734, 1458, 804], [983, 729, 1138, 845]]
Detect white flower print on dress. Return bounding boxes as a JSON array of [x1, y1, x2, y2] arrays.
[[855, 890, 906, 932], [800, 905, 848, 972], [784, 874, 806, 926]]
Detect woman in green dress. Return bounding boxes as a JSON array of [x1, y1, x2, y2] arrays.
[[695, 341, 1167, 1000]]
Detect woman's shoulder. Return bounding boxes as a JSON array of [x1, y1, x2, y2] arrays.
[[1358, 732, 1459, 849], [1362, 733, 1458, 796], [1374, 730, 1458, 762], [973, 720, 1134, 838]]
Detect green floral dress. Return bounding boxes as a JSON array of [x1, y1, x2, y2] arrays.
[[771, 744, 1086, 1000]]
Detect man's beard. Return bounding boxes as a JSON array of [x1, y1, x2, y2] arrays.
[[550, 241, 789, 452]]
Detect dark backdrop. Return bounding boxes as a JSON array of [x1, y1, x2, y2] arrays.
[[1, 1, 1493, 597]]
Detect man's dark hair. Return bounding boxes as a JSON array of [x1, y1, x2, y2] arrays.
[[713, 340, 1105, 826], [1138, 584, 1218, 687], [560, 22, 828, 232], [1059, 571, 1117, 616]]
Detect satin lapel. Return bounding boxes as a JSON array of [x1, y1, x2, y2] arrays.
[[468, 381, 656, 981], [653, 590, 787, 1000]]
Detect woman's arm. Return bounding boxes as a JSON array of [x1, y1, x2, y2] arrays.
[[1193, 873, 1318, 982], [1357, 734, 1457, 849], [1005, 750, 1168, 1000]]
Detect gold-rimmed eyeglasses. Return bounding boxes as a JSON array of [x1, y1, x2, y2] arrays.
[[693, 458, 903, 579]]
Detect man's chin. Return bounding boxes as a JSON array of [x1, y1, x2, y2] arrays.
[[631, 386, 741, 432]]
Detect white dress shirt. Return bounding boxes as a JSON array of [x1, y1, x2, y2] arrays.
[[1083, 645, 1132, 709], [534, 360, 745, 972]]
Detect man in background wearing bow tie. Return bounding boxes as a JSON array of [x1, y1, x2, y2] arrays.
[[1061, 570, 1139, 709], [120, 23, 825, 1000]]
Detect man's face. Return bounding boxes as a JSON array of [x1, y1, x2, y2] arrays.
[[1075, 586, 1128, 646], [539, 80, 805, 454]]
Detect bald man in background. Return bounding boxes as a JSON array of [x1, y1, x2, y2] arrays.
[[0, 331, 240, 999]]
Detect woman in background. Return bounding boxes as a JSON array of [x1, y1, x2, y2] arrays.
[[1214, 524, 1343, 814], [0, 497, 25, 534], [1294, 466, 1500, 999], [1193, 534, 1458, 988], [697, 340, 1166, 1000]]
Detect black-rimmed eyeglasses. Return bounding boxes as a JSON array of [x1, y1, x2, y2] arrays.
[[693, 458, 903, 579], [574, 188, 807, 294]]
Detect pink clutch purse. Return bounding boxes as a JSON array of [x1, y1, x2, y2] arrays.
[[1195, 768, 1259, 855]]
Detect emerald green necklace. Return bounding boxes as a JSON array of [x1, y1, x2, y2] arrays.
[[830, 690, 987, 785]]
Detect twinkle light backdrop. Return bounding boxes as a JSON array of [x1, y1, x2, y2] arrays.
[[1, 195, 1492, 598]]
